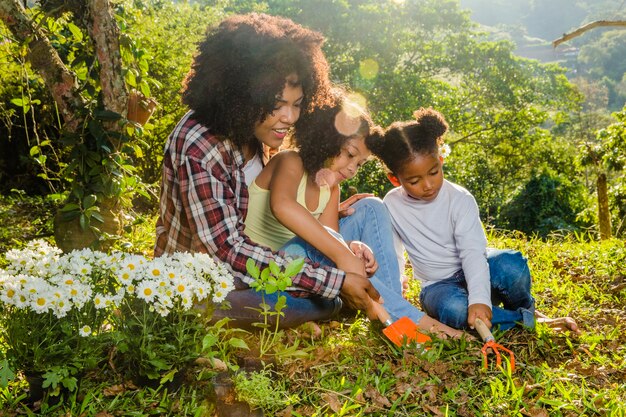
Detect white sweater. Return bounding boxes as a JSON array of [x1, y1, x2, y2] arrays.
[[384, 180, 491, 308]]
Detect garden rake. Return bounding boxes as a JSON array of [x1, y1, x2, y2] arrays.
[[474, 318, 516, 372]]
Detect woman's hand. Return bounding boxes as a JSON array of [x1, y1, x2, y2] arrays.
[[348, 241, 378, 277], [338, 193, 374, 218]]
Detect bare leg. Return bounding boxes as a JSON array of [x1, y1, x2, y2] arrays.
[[535, 310, 580, 334]]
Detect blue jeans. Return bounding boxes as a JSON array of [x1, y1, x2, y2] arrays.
[[210, 288, 342, 330], [281, 197, 426, 324], [419, 249, 536, 331]]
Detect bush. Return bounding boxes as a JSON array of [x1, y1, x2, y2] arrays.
[[498, 172, 589, 237]]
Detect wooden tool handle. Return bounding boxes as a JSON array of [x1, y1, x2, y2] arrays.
[[370, 300, 393, 327], [474, 318, 494, 342]]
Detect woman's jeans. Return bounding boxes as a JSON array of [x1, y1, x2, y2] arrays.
[[419, 249, 536, 331], [212, 197, 423, 329]]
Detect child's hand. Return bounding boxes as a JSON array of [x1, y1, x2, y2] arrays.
[[338, 193, 374, 218], [349, 241, 378, 277], [400, 274, 410, 297], [467, 303, 492, 329]]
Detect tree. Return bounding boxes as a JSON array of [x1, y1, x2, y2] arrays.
[[0, 0, 139, 251], [264, 0, 579, 221], [596, 106, 626, 237]]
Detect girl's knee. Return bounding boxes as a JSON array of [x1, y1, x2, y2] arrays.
[[356, 197, 389, 219], [491, 250, 530, 280], [423, 293, 468, 329]]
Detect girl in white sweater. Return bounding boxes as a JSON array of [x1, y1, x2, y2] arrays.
[[366, 108, 578, 333]]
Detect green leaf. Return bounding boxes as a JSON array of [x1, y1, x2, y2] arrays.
[[79, 213, 88, 231], [269, 260, 280, 277], [0, 359, 15, 388], [59, 203, 81, 212], [61, 376, 78, 392], [228, 338, 250, 350], [160, 369, 178, 384], [202, 333, 219, 351], [246, 258, 260, 279], [284, 258, 305, 278], [67, 22, 83, 41], [10, 98, 23, 107], [260, 267, 270, 282], [275, 295, 287, 311], [82, 194, 97, 209], [90, 211, 104, 224], [265, 283, 278, 294]]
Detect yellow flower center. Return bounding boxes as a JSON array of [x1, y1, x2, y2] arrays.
[[37, 298, 46, 306], [177, 284, 185, 293], [7, 289, 15, 298], [152, 269, 161, 277], [143, 288, 153, 296]]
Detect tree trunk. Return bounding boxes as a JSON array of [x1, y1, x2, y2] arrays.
[[86, 0, 128, 119], [597, 172, 612, 240], [1, 0, 130, 251]]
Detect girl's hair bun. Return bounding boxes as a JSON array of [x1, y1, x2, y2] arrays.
[[413, 108, 448, 140]]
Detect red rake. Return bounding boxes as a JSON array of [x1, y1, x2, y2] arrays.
[[474, 318, 515, 372], [372, 302, 432, 347]]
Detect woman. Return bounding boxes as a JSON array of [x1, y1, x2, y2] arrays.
[[155, 13, 381, 328]]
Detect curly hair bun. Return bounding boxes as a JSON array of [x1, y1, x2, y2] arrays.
[[413, 108, 448, 140], [364, 126, 386, 157]]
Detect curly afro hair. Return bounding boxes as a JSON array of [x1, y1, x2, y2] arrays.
[[366, 107, 448, 174], [294, 90, 373, 175], [182, 13, 333, 150]]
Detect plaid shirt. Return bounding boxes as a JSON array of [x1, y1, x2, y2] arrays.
[[155, 111, 344, 299]]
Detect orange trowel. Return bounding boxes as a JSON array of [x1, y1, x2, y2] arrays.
[[371, 302, 432, 347]]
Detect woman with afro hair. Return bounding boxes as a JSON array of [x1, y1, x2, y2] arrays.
[[155, 14, 383, 329]]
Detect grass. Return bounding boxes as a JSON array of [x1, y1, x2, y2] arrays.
[[0, 196, 625, 416]]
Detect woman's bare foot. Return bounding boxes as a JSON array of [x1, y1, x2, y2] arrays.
[[535, 311, 580, 334]]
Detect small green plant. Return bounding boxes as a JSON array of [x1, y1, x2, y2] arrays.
[[233, 368, 296, 414], [201, 317, 250, 373], [245, 258, 304, 357]]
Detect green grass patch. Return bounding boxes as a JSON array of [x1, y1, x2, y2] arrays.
[[0, 196, 624, 416]]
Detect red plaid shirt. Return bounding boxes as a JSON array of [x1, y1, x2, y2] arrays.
[[155, 112, 344, 298]]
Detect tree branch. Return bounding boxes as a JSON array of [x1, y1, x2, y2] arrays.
[[552, 20, 626, 48]]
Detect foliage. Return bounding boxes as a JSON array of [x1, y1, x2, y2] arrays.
[[233, 368, 295, 414], [246, 257, 304, 357], [108, 251, 235, 384], [341, 159, 393, 200], [0, 191, 55, 255], [0, 202, 625, 415], [498, 172, 590, 237], [117, 0, 224, 184], [0, 238, 236, 407], [0, 241, 115, 394]]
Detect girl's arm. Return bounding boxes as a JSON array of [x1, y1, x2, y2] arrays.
[[319, 185, 377, 276], [317, 184, 340, 232], [269, 153, 365, 275]]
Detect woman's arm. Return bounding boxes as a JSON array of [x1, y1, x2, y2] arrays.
[[269, 153, 365, 275]]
